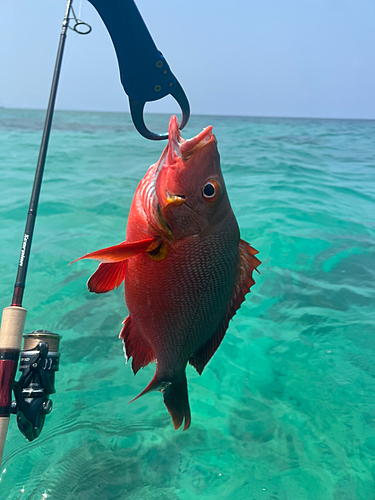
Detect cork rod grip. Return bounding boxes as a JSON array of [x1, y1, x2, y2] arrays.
[[0, 306, 27, 466], [0, 307, 27, 350]]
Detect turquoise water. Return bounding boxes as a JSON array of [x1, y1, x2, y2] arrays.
[[0, 108, 374, 499]]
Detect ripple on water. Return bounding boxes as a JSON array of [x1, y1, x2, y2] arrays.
[[0, 110, 374, 500]]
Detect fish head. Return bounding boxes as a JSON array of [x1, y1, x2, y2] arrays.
[[142, 115, 233, 240]]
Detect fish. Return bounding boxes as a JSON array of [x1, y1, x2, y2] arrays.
[[72, 115, 261, 430]]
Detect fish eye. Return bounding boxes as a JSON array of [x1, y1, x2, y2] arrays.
[[203, 183, 215, 197], [202, 179, 221, 202]]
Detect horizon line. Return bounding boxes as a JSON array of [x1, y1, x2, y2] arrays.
[[1, 106, 375, 123]]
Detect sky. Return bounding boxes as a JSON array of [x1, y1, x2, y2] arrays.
[[1, 0, 375, 119]]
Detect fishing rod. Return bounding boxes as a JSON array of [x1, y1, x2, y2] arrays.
[[0, 0, 91, 466], [0, 0, 190, 468]]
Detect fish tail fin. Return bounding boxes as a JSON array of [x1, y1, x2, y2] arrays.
[[162, 373, 191, 431]]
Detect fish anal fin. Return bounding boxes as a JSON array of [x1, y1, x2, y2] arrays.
[[130, 369, 191, 431], [120, 316, 155, 374], [189, 239, 261, 375], [129, 372, 161, 403], [87, 261, 126, 293]]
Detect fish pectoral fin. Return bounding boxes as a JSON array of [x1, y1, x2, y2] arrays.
[[189, 239, 261, 375], [87, 261, 126, 293], [69, 237, 158, 264], [120, 316, 155, 374]]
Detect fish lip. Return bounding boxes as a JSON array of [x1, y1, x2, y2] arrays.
[[166, 115, 183, 165], [165, 191, 185, 204], [180, 125, 213, 158]]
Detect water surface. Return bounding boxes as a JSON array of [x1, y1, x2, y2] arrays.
[[0, 109, 374, 499]]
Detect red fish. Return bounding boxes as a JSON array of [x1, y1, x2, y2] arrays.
[[73, 116, 260, 430]]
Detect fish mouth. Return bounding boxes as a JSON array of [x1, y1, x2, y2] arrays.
[[144, 116, 213, 238], [158, 116, 214, 208], [167, 115, 213, 162], [156, 117, 213, 232]]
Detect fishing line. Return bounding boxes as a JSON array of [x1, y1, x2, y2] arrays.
[[0, 0, 75, 466], [0, 0, 191, 468], [59, 4, 92, 94]]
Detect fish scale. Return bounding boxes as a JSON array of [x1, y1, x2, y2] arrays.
[[126, 230, 239, 372]]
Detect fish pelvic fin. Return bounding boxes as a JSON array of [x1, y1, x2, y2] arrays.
[[162, 372, 191, 431], [87, 261, 126, 293], [190, 239, 261, 375], [120, 316, 155, 374], [69, 237, 158, 264]]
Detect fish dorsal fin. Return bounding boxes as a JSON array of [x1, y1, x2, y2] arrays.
[[189, 239, 261, 375], [87, 261, 127, 293], [120, 316, 155, 374]]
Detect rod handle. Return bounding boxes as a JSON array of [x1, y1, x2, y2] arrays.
[[0, 307, 27, 350], [0, 417, 11, 466], [0, 306, 27, 466]]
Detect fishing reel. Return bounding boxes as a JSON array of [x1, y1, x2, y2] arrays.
[[10, 330, 61, 442]]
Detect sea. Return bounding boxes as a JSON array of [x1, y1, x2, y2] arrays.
[[0, 108, 374, 500]]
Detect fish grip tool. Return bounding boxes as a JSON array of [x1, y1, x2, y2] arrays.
[[88, 0, 190, 140]]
